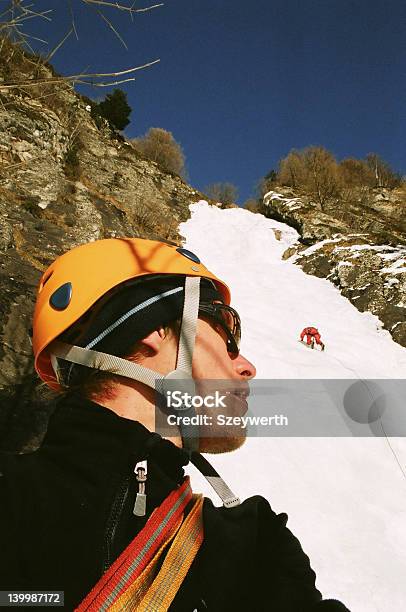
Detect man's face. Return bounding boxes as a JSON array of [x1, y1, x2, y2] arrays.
[[123, 306, 256, 453], [192, 316, 254, 380], [191, 315, 256, 454]]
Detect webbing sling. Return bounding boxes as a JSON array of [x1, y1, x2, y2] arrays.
[[111, 494, 203, 611], [76, 477, 203, 612]]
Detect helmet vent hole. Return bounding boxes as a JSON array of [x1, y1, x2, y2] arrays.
[[176, 247, 200, 263], [49, 282, 72, 310], [39, 270, 53, 292]]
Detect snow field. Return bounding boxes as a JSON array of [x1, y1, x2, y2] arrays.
[[180, 202, 406, 611]]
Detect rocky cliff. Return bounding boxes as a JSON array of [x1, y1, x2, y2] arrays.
[[0, 40, 202, 450], [263, 188, 406, 348]]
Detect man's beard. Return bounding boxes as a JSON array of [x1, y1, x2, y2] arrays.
[[198, 432, 247, 454], [195, 386, 249, 454]]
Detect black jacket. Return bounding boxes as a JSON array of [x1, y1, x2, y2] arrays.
[[0, 394, 350, 611]]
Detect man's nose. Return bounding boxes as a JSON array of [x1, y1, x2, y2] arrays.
[[234, 353, 256, 379]]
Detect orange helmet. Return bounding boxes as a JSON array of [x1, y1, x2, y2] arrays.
[[33, 237, 230, 391], [33, 236, 242, 500]]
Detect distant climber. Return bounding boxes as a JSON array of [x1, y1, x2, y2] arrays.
[[300, 326, 325, 351]]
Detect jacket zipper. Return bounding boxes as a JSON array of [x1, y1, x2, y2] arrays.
[[102, 476, 131, 573]]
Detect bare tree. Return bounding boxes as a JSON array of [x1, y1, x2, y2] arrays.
[[339, 158, 374, 188], [0, 0, 162, 88], [302, 146, 341, 209], [243, 198, 261, 213], [365, 153, 401, 189], [277, 150, 306, 189], [277, 146, 341, 210], [204, 182, 238, 206], [132, 128, 186, 177]]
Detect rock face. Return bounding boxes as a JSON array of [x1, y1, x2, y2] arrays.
[[0, 41, 202, 450], [264, 187, 406, 245], [263, 189, 406, 348]]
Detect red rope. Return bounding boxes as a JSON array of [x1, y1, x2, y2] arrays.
[[76, 477, 193, 611]]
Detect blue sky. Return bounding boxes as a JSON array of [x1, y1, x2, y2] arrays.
[[27, 1, 406, 203]]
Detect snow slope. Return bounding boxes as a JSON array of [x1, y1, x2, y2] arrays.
[[179, 202, 406, 612]]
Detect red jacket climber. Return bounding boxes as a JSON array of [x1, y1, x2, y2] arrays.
[[300, 327, 325, 351]]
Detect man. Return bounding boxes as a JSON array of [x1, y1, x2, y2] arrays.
[[300, 327, 325, 351], [0, 238, 348, 610]]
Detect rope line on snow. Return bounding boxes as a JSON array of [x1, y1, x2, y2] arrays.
[[379, 421, 406, 482], [328, 353, 406, 487]]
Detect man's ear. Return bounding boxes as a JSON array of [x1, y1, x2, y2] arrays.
[[138, 326, 166, 354]]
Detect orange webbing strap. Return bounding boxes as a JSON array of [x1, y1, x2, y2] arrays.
[[76, 477, 196, 611], [111, 494, 204, 611]]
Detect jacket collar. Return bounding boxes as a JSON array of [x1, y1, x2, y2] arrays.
[[42, 392, 189, 482]]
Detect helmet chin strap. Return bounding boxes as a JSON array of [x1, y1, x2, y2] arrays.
[[51, 276, 240, 507], [51, 277, 200, 389], [156, 276, 200, 452]]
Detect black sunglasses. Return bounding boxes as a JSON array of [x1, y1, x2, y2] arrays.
[[198, 302, 241, 354]]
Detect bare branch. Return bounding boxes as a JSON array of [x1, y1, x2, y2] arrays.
[[78, 76, 136, 86], [81, 1, 164, 14], [68, 59, 161, 78], [0, 6, 15, 21], [0, 8, 52, 31], [13, 27, 37, 54], [15, 31, 47, 44], [3, 5, 52, 23], [44, 28, 73, 63], [96, 9, 128, 49], [129, 1, 136, 22], [0, 0, 163, 90], [68, 0, 79, 40], [129, 3, 163, 13], [18, 5, 52, 22], [0, 58, 160, 89]]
